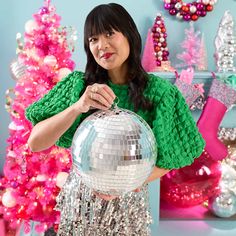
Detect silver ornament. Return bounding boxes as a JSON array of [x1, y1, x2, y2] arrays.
[[72, 107, 157, 196], [210, 190, 236, 218], [9, 59, 26, 80], [209, 144, 236, 218]]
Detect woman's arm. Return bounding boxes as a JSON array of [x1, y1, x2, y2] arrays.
[[28, 104, 82, 152], [145, 166, 170, 183], [28, 84, 115, 152]]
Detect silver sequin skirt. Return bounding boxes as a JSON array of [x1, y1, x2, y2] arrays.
[[55, 168, 152, 236]]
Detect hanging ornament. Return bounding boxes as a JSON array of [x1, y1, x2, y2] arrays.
[[72, 107, 157, 196], [163, 0, 218, 22], [10, 59, 27, 81]]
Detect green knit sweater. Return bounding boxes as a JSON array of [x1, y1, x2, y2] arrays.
[[25, 71, 205, 170]]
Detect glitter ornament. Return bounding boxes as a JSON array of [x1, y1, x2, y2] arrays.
[[163, 0, 218, 22], [72, 107, 157, 196]]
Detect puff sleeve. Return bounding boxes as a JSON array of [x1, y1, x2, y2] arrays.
[[25, 71, 85, 148], [152, 84, 205, 169]]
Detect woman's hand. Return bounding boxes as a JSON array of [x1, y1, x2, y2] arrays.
[[73, 83, 116, 114], [93, 191, 118, 201]]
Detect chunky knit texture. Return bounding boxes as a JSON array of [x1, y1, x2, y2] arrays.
[[25, 71, 205, 169]]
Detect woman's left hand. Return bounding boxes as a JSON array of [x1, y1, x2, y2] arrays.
[[94, 192, 118, 201]]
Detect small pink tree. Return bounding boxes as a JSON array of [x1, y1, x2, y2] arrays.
[[142, 13, 174, 72], [176, 22, 201, 69]]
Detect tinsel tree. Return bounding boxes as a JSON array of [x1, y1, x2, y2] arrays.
[[197, 33, 208, 71], [0, 0, 77, 233], [214, 10, 236, 72], [176, 22, 201, 68], [142, 13, 174, 72]]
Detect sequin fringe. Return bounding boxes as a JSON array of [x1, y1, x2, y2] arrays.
[[55, 168, 152, 236]]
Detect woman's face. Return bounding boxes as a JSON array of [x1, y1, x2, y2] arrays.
[[88, 29, 130, 72]]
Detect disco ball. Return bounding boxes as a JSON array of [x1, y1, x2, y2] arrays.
[[71, 107, 157, 195]]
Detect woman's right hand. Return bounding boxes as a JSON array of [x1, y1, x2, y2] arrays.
[[74, 83, 116, 114]]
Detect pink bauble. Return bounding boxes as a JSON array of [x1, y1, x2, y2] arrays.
[[200, 10, 207, 17], [169, 9, 177, 15], [183, 14, 191, 21], [56, 68, 72, 81], [43, 55, 57, 67], [38, 7, 49, 15], [164, 3, 171, 9], [56, 172, 69, 188], [161, 152, 222, 207], [196, 3, 204, 10], [25, 20, 38, 34], [2, 189, 17, 208]]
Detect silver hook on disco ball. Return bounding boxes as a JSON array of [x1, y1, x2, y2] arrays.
[[111, 97, 120, 109]]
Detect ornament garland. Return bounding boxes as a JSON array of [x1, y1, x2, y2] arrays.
[[163, 0, 218, 22]]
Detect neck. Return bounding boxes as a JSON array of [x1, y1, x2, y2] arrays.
[[108, 63, 128, 85]]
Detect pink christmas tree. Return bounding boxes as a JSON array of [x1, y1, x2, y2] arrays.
[[176, 22, 201, 69], [0, 0, 77, 233], [142, 13, 174, 72]]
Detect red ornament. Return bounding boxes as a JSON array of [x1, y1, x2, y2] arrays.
[[182, 6, 189, 12], [206, 4, 213, 11], [191, 14, 198, 21], [163, 0, 218, 22], [53, 224, 59, 232]]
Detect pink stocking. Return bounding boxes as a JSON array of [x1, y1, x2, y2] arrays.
[[197, 78, 236, 161]]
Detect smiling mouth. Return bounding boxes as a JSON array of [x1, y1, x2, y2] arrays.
[[101, 53, 113, 59]]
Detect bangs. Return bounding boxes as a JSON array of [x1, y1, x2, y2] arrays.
[[84, 5, 122, 39]]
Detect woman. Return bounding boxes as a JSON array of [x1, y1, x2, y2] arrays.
[[26, 3, 205, 235]]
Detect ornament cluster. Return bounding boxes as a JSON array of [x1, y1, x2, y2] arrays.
[[163, 0, 218, 21]]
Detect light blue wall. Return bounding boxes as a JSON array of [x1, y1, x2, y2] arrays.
[[1, 0, 236, 171]]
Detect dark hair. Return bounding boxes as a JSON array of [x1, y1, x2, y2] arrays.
[[84, 3, 152, 111]]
